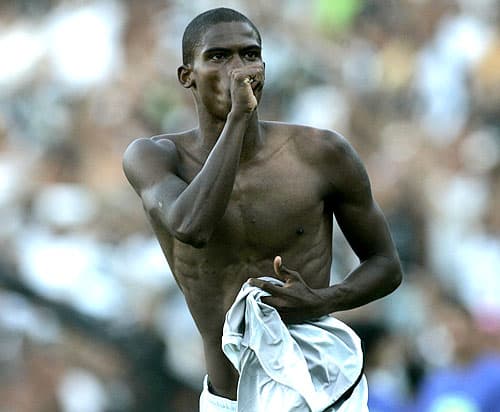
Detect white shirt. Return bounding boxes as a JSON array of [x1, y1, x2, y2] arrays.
[[222, 278, 369, 412]]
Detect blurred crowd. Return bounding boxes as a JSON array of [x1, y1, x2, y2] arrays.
[[1, 0, 500, 411]]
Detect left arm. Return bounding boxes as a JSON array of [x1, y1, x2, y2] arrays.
[[250, 133, 402, 322], [323, 135, 403, 312]]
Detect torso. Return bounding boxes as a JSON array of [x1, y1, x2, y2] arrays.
[[148, 121, 335, 398]]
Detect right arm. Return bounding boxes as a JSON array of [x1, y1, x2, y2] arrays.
[[123, 113, 249, 247], [122, 68, 260, 248]]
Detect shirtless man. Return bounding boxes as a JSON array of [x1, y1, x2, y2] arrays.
[[123, 7, 402, 405]]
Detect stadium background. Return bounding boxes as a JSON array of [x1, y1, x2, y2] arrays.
[[1, 0, 500, 410]]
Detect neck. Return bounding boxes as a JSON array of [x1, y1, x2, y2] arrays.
[[196, 108, 262, 162]]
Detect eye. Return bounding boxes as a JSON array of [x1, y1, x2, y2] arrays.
[[244, 51, 260, 60], [210, 53, 226, 62]]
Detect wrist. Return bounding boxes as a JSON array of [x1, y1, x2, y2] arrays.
[[227, 108, 254, 122], [315, 286, 336, 315]]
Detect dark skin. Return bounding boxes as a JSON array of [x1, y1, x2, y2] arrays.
[[123, 21, 402, 400]]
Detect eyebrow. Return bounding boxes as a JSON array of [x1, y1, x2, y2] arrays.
[[202, 45, 261, 55], [203, 47, 230, 55]]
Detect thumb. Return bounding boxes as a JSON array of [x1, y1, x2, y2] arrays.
[[274, 256, 295, 281], [273, 256, 282, 276], [275, 255, 294, 274]]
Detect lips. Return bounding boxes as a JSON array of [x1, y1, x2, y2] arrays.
[[244, 76, 260, 90], [250, 79, 263, 92]]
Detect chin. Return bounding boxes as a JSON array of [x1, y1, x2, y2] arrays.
[[214, 102, 232, 121], [206, 109, 230, 122]]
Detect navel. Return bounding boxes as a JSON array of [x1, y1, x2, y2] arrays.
[[296, 226, 304, 235]]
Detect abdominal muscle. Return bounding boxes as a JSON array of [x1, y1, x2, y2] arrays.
[[156, 207, 333, 399], [178, 259, 264, 400], [169, 242, 332, 400]]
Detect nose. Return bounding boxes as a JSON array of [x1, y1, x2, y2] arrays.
[[228, 54, 245, 70]]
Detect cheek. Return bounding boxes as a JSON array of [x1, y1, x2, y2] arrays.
[[199, 69, 228, 93], [201, 74, 231, 109]]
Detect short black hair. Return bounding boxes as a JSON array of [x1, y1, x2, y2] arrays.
[[182, 8, 262, 65]]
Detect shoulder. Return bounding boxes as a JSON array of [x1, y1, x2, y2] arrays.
[[265, 122, 370, 198], [123, 129, 197, 167], [124, 129, 195, 161], [122, 129, 195, 191], [262, 121, 358, 165]]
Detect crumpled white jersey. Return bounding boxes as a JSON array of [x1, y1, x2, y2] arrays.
[[222, 277, 368, 412]]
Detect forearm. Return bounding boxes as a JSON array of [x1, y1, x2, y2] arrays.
[[322, 255, 402, 314], [166, 111, 251, 245]]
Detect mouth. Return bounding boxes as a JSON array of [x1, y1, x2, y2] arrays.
[[252, 80, 264, 93], [244, 76, 262, 92]]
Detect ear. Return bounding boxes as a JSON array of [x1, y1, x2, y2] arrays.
[[177, 64, 194, 88]]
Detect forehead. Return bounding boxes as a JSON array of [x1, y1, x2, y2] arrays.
[[199, 21, 260, 51]]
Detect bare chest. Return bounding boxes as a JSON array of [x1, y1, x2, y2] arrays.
[[161, 149, 330, 279], [152, 142, 333, 337], [219, 159, 324, 253]]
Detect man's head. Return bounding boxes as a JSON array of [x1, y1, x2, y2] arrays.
[[182, 8, 262, 66], [178, 8, 265, 120]]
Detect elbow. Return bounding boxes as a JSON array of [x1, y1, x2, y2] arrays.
[[371, 254, 402, 295], [172, 228, 209, 248], [386, 257, 403, 293], [149, 206, 211, 248], [166, 213, 210, 248]]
